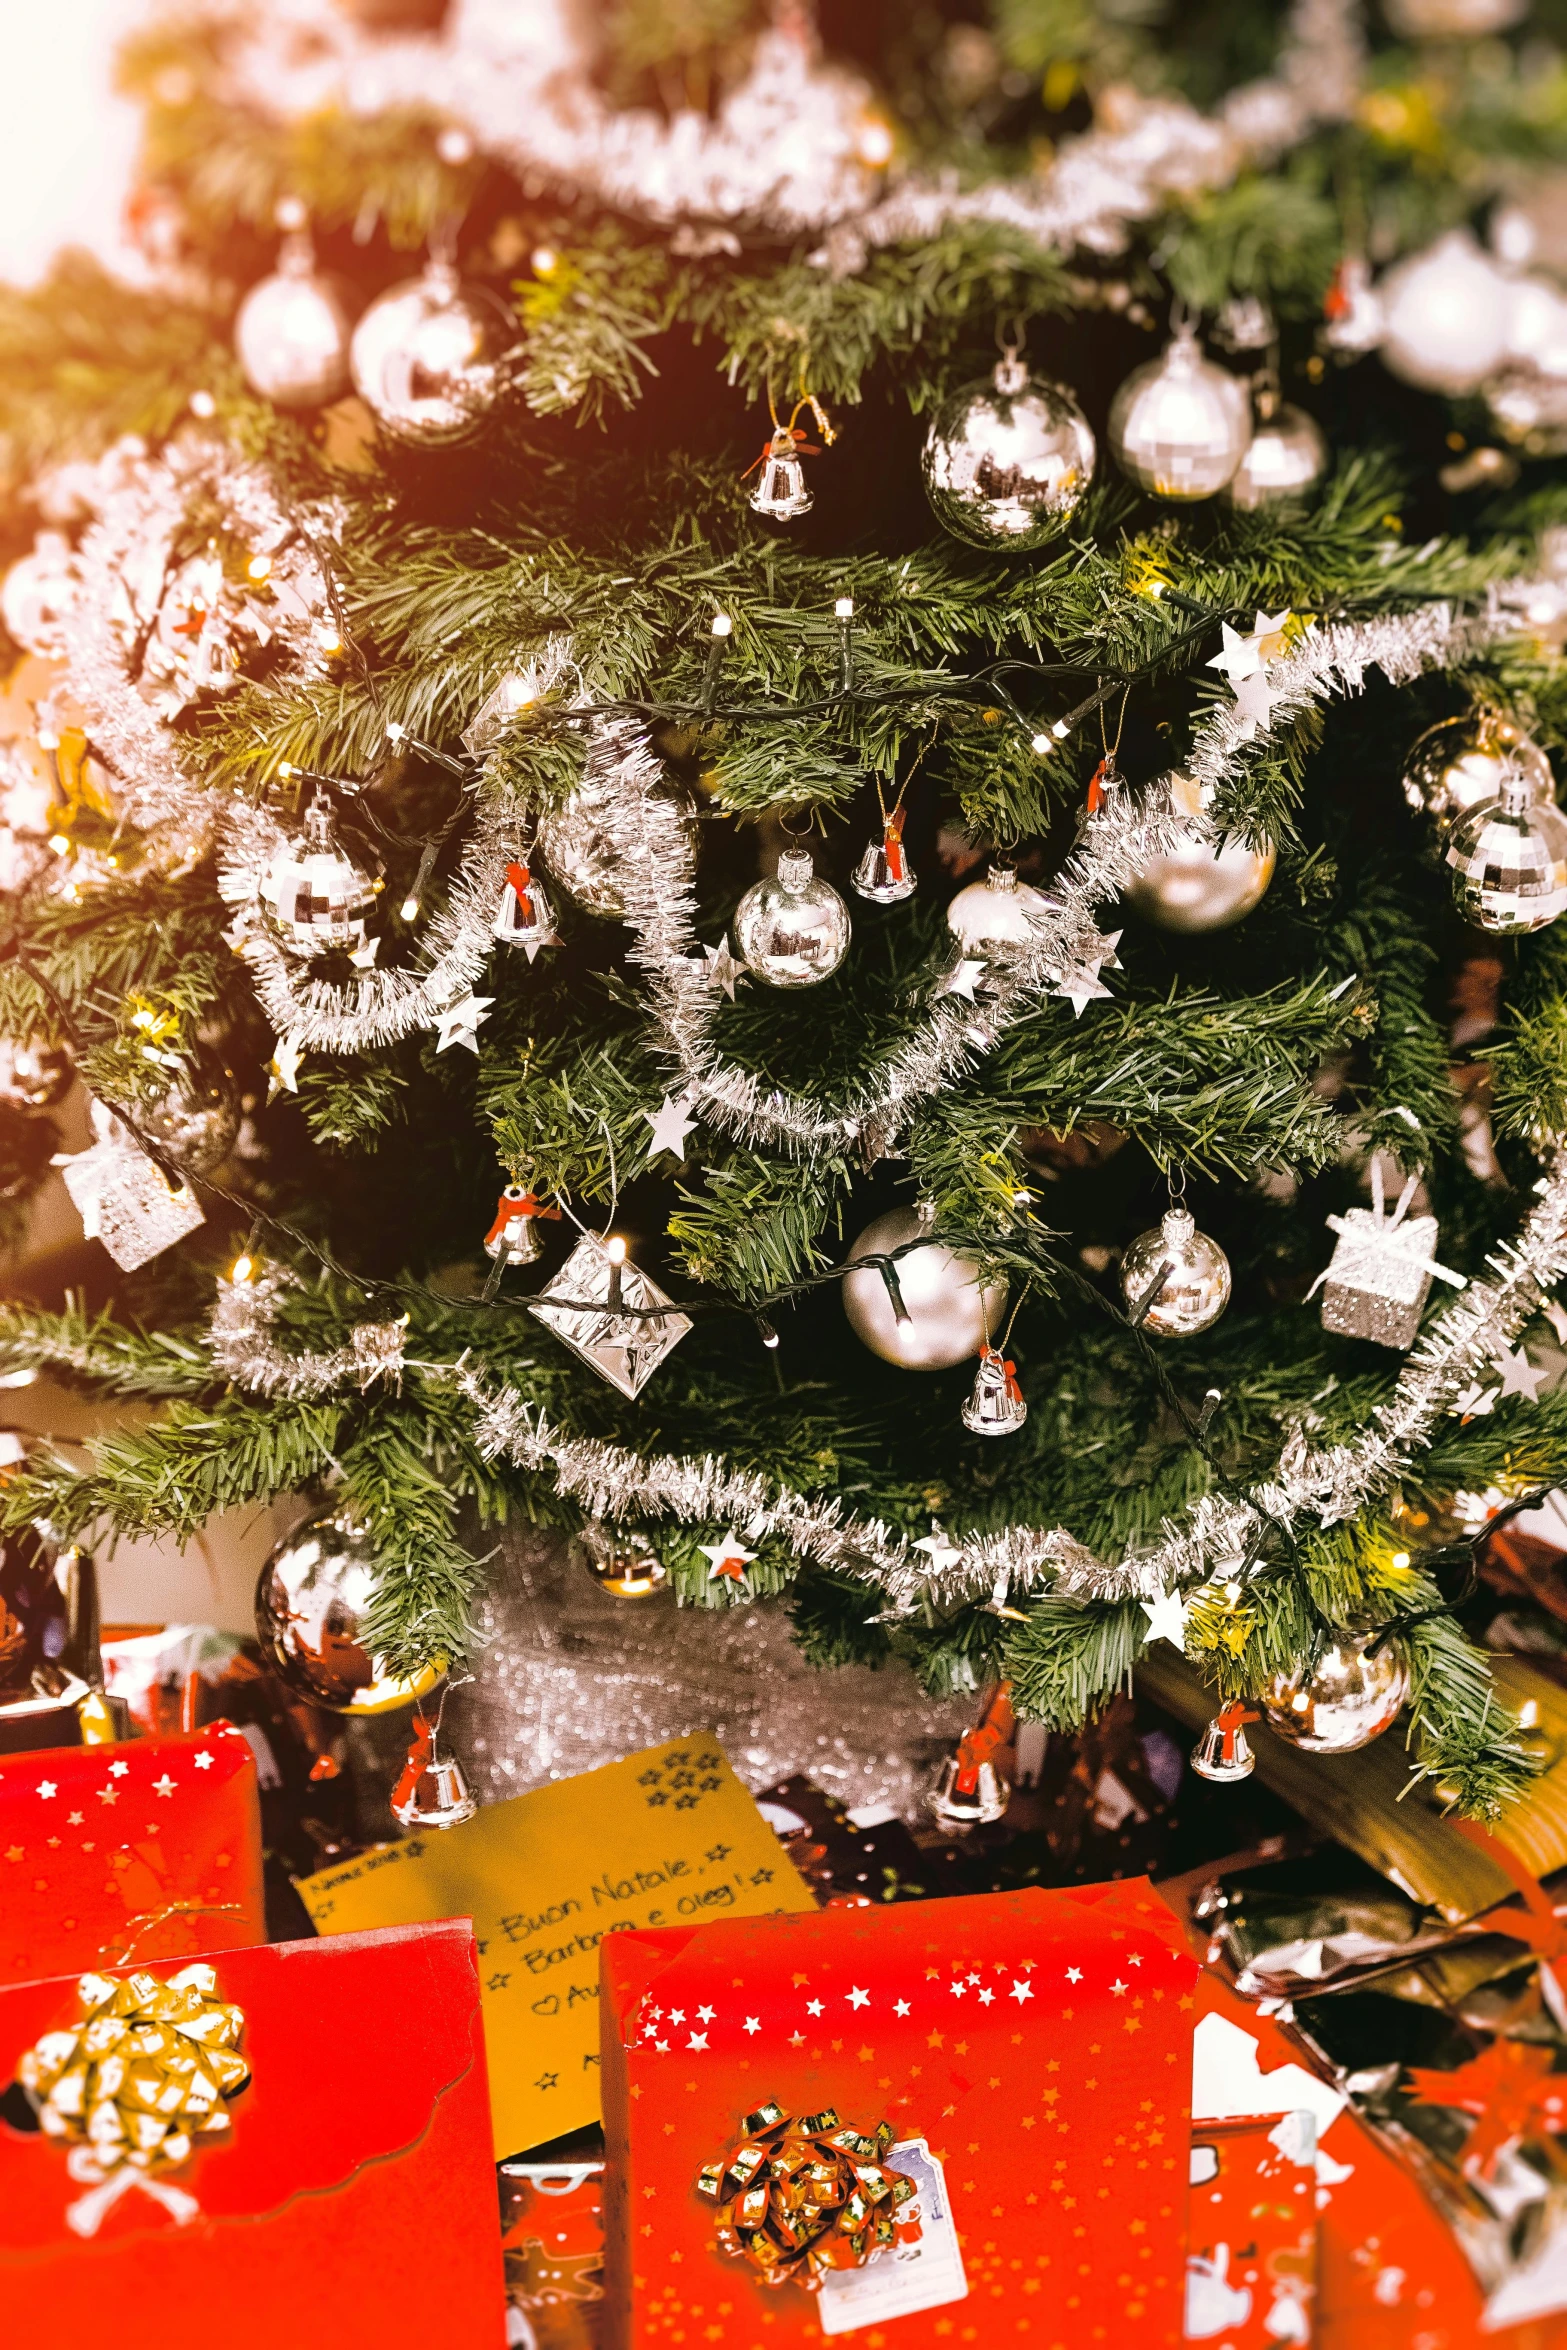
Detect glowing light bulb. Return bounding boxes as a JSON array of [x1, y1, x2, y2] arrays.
[[1391, 1550, 1410, 1569], [230, 1253, 255, 1284], [247, 554, 272, 583], [1222, 1581, 1241, 1603], [531, 245, 558, 277], [400, 894, 420, 921], [1052, 719, 1070, 741], [710, 613, 733, 638], [278, 761, 296, 780], [855, 115, 895, 167], [386, 720, 406, 743], [48, 833, 70, 856], [189, 389, 216, 419], [605, 1236, 628, 1266], [1030, 732, 1053, 756], [834, 596, 854, 620]]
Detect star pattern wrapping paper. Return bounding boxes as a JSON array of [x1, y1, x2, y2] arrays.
[[0, 1726, 264, 1984], [601, 1879, 1197, 2349]]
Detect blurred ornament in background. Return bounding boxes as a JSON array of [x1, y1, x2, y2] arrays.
[[733, 847, 851, 986], [1322, 256, 1384, 357], [1, 530, 77, 654], [1445, 759, 1567, 933], [922, 349, 1095, 548], [349, 256, 512, 446], [236, 211, 352, 410], [1120, 1206, 1231, 1336], [262, 795, 378, 959], [960, 1344, 1027, 1435], [255, 1505, 441, 1714], [851, 804, 916, 903], [842, 1201, 1006, 1369], [945, 862, 1056, 948], [0, 1035, 73, 1113], [1379, 232, 1510, 396], [578, 1522, 669, 1600], [1402, 710, 1555, 832], [390, 1712, 476, 1830], [1122, 772, 1274, 932], [132, 1051, 241, 1175], [1109, 323, 1250, 501], [1264, 1631, 1409, 1753], [1384, 0, 1527, 29], [1225, 386, 1327, 511]]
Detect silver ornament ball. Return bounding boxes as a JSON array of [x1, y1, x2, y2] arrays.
[[946, 863, 1056, 948], [841, 1203, 1007, 1370], [1403, 712, 1555, 831], [540, 775, 698, 919], [255, 1506, 441, 1714], [134, 1053, 240, 1175], [733, 848, 851, 987], [0, 1035, 74, 1112], [1, 532, 77, 655], [1445, 763, 1567, 933], [922, 354, 1096, 549], [349, 259, 511, 447], [1123, 774, 1274, 933], [1379, 232, 1511, 396], [236, 236, 352, 408], [1109, 328, 1251, 501], [1263, 1630, 1409, 1753], [1120, 1207, 1231, 1336], [262, 798, 379, 959], [1225, 401, 1328, 511]]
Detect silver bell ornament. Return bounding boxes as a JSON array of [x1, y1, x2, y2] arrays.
[[1445, 758, 1567, 933], [1, 530, 77, 655], [349, 257, 512, 447], [262, 795, 378, 959], [0, 1034, 74, 1112], [255, 1505, 440, 1714], [492, 853, 557, 955], [945, 863, 1056, 949], [851, 805, 916, 904], [1322, 256, 1385, 358], [1402, 711, 1555, 832], [235, 227, 352, 409], [1263, 1630, 1409, 1754], [1190, 1703, 1259, 1784], [747, 426, 814, 521], [921, 350, 1096, 549], [1108, 324, 1251, 501], [925, 1718, 1011, 1827], [1224, 392, 1328, 512], [483, 1182, 550, 1267], [733, 847, 851, 987], [960, 1345, 1028, 1436], [1120, 1206, 1232, 1337], [133, 1052, 241, 1176], [390, 1715, 477, 1831], [1378, 232, 1511, 397], [842, 1202, 1007, 1370], [1122, 773, 1274, 933]]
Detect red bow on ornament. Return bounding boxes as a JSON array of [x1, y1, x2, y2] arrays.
[[955, 1682, 1016, 1795], [505, 857, 542, 915], [484, 1187, 561, 1250], [741, 426, 822, 479], [1215, 1701, 1259, 1768], [392, 1715, 435, 1813], [1323, 261, 1355, 322], [1406, 2040, 1567, 2179], [980, 1343, 1023, 1403], [883, 807, 907, 883]]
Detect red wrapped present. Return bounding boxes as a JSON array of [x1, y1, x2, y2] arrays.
[[601, 1878, 1198, 2348], [0, 1724, 265, 1985], [1186, 2113, 1318, 2347], [0, 1919, 506, 2350], [501, 2146, 606, 2350]]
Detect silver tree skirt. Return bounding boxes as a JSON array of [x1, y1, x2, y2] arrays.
[[441, 1525, 975, 1818]]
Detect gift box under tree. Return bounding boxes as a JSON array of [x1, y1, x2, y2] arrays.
[[600, 1878, 1197, 2348]]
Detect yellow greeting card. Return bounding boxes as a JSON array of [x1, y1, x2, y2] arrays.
[[294, 1733, 814, 2155]]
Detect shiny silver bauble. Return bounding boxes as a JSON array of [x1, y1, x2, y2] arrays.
[[1402, 712, 1555, 831], [349, 260, 512, 447], [1225, 402, 1328, 511], [945, 864, 1056, 948], [133, 1054, 240, 1175], [922, 355, 1096, 549], [539, 773, 698, 920], [1446, 776, 1567, 933], [1120, 1207, 1231, 1337], [841, 1203, 1007, 1369], [1263, 1630, 1409, 1753], [262, 799, 378, 959], [1108, 330, 1250, 501], [255, 1505, 440, 1714], [1379, 232, 1511, 397], [1, 531, 77, 655], [0, 1034, 74, 1112], [236, 241, 352, 409], [733, 848, 851, 987], [1122, 774, 1274, 932]]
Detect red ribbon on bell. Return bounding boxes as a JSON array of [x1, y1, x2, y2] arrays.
[[884, 808, 906, 883], [392, 1715, 435, 1813], [1215, 1700, 1259, 1767], [741, 426, 822, 480], [484, 1187, 561, 1249]]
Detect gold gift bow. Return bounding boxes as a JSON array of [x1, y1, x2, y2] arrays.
[[695, 2098, 919, 2292]]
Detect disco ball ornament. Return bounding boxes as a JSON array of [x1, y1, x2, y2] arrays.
[[841, 1202, 1007, 1370], [1445, 761, 1567, 933], [1225, 399, 1328, 511], [0, 1035, 74, 1112], [1108, 327, 1250, 501], [349, 258, 512, 447], [1120, 1207, 1231, 1337], [133, 1053, 240, 1176], [255, 1506, 441, 1714], [236, 231, 352, 410], [1379, 232, 1511, 397], [1263, 1630, 1409, 1754], [261, 796, 378, 959], [1, 531, 77, 655], [946, 863, 1057, 948], [733, 848, 851, 988], [1402, 711, 1555, 831], [921, 351, 1096, 549], [1122, 773, 1274, 932]]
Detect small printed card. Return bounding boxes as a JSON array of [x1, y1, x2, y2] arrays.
[[817, 2139, 968, 2337], [294, 1733, 814, 2156]]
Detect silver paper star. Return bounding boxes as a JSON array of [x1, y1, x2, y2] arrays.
[[1453, 1381, 1500, 1418], [937, 959, 986, 1002], [268, 1036, 304, 1099], [1231, 667, 1284, 743], [434, 993, 495, 1053], [1496, 1346, 1548, 1402], [644, 1093, 697, 1162], [1055, 964, 1114, 1017], [703, 940, 744, 1000], [913, 1524, 963, 1574], [1140, 1588, 1188, 1649], [1207, 621, 1265, 686], [348, 935, 381, 970]]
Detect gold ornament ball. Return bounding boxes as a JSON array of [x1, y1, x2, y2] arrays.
[[1264, 1630, 1409, 1753], [1123, 774, 1274, 933], [841, 1204, 1006, 1369], [1402, 712, 1555, 831], [580, 1531, 669, 1600], [922, 356, 1096, 549], [255, 1506, 440, 1714]]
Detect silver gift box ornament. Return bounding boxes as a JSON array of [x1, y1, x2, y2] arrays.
[[55, 1101, 205, 1273], [529, 1233, 692, 1399], [1314, 1169, 1464, 1350]]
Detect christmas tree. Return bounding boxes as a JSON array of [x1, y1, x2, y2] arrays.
[[3, 0, 1567, 1823]]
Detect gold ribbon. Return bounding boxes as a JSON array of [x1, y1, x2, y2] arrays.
[[695, 2099, 919, 2292]]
